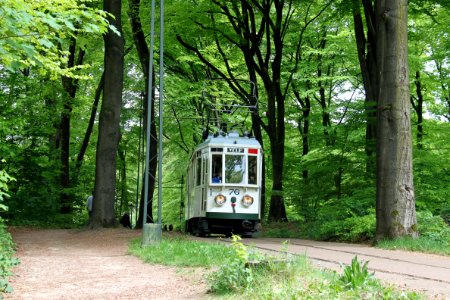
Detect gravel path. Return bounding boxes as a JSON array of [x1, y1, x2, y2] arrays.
[[4, 227, 208, 300]]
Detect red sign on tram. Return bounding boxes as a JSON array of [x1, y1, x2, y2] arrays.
[[248, 148, 258, 154]]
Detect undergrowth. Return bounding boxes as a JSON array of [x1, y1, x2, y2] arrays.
[[129, 234, 424, 299], [377, 211, 450, 255], [0, 169, 19, 295], [0, 223, 19, 294]]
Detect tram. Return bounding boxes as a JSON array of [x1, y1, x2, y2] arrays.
[[185, 131, 262, 236]]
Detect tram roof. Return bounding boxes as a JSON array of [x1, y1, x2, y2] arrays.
[[195, 132, 261, 151]]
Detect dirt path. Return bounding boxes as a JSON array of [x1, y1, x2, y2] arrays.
[[4, 228, 208, 300]]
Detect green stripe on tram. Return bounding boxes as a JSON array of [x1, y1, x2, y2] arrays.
[[206, 212, 259, 220]]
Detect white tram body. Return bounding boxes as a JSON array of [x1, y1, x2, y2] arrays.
[[185, 132, 262, 236]]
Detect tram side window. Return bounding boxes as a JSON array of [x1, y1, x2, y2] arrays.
[[196, 156, 201, 186], [211, 154, 222, 183], [225, 154, 245, 184], [248, 155, 257, 184]]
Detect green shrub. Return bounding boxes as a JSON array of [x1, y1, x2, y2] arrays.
[[208, 235, 265, 294], [0, 224, 19, 294], [417, 210, 450, 242], [0, 169, 19, 294], [339, 256, 375, 290]]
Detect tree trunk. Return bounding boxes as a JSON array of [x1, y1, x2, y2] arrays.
[[268, 133, 287, 221], [60, 38, 85, 213], [375, 0, 417, 240], [292, 81, 311, 180], [411, 70, 424, 149], [352, 0, 378, 173], [90, 0, 124, 228], [75, 72, 105, 177]]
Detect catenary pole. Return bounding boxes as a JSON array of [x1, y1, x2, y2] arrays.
[[143, 0, 156, 229], [158, 0, 164, 224]]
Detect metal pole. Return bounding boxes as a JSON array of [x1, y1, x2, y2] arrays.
[[157, 0, 164, 224], [143, 0, 156, 229]]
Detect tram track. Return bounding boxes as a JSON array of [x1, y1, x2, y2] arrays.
[[208, 236, 450, 298], [270, 238, 449, 271]]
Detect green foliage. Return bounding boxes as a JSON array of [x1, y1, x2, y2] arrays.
[[0, 169, 19, 294], [0, 0, 448, 241], [0, 0, 110, 77], [339, 256, 375, 290], [417, 211, 450, 242], [0, 169, 14, 209], [208, 235, 265, 294], [307, 188, 376, 242], [412, 121, 450, 216], [0, 224, 19, 294], [317, 210, 376, 242]]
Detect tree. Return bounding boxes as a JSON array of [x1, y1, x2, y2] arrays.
[[374, 0, 417, 239], [89, 0, 124, 228]]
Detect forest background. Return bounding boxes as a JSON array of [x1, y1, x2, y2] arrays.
[[0, 0, 449, 245]]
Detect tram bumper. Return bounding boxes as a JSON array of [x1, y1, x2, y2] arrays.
[[242, 219, 254, 230]]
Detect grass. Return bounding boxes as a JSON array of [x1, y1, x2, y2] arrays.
[[377, 236, 450, 256], [129, 234, 234, 267], [129, 234, 424, 299]]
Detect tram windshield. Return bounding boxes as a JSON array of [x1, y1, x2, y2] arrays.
[[225, 154, 245, 184]]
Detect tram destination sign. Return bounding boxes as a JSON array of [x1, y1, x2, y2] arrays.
[[227, 148, 244, 153]]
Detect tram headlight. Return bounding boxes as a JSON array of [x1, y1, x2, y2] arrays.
[[214, 194, 227, 206], [242, 195, 254, 207]]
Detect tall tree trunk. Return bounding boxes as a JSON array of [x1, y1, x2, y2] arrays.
[[246, 59, 266, 220], [293, 87, 311, 179], [60, 38, 85, 213], [128, 0, 158, 228], [411, 70, 424, 149], [352, 0, 378, 173], [375, 0, 417, 240], [75, 72, 105, 177], [90, 0, 124, 228]]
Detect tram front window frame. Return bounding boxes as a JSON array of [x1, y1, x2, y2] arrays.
[[210, 147, 258, 185]]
